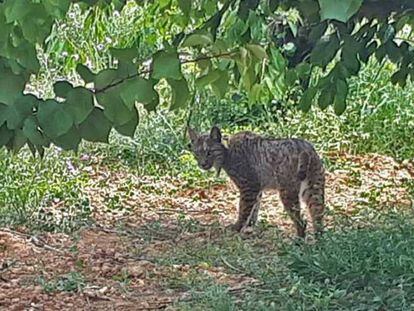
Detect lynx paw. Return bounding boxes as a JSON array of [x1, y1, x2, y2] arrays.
[[227, 223, 243, 232]]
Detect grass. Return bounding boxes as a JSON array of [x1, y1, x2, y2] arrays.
[[0, 148, 91, 232], [37, 272, 86, 294], [167, 211, 414, 310]]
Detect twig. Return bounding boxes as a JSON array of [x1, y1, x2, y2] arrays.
[[94, 51, 237, 95], [1, 229, 64, 253], [0, 260, 17, 273], [1, 228, 30, 238], [29, 236, 65, 254], [183, 92, 197, 141]]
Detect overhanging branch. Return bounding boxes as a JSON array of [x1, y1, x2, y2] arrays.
[[93, 51, 237, 94]]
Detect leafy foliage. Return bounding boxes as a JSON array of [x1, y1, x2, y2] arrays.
[[1, 0, 414, 152]]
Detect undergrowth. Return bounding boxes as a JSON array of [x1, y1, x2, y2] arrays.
[[171, 211, 414, 310], [0, 149, 91, 232]]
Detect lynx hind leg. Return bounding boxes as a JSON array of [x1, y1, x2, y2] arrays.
[[300, 173, 325, 235], [280, 190, 307, 238]]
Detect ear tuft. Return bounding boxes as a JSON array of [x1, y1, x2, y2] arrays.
[[187, 127, 198, 142], [210, 126, 222, 142]]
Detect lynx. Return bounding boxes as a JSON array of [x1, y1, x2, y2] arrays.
[[188, 126, 325, 238]]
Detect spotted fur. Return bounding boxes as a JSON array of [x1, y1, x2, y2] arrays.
[[188, 126, 325, 238]]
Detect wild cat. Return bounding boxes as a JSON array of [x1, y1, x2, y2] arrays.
[[188, 126, 325, 238]]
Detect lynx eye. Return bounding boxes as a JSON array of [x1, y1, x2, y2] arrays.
[[187, 143, 192, 149]]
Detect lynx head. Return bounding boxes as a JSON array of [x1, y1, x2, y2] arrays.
[[188, 126, 226, 171]]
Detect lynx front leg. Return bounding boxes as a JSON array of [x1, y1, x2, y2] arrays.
[[248, 191, 262, 226], [280, 190, 307, 238], [231, 189, 262, 232]]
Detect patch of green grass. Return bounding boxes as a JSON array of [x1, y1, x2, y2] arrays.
[[0, 148, 91, 232], [37, 271, 85, 293], [180, 285, 237, 311], [285, 217, 414, 310], [166, 211, 414, 310]]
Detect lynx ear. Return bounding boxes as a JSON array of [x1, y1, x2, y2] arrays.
[[187, 127, 198, 142], [210, 126, 222, 142]]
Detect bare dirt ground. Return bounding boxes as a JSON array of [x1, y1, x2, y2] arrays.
[[1, 152, 413, 310]]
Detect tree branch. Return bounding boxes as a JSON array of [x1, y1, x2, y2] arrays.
[[93, 51, 237, 94]]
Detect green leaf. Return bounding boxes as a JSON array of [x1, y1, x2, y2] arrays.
[[246, 44, 268, 59], [54, 81, 74, 97], [0, 70, 26, 105], [375, 44, 387, 62], [285, 69, 298, 85], [391, 68, 409, 88], [4, 0, 33, 22], [268, 0, 279, 12], [37, 100, 73, 138], [299, 87, 317, 112], [269, 48, 286, 72], [385, 40, 402, 64], [118, 60, 137, 77], [64, 87, 95, 124], [318, 0, 363, 23], [8, 129, 27, 153], [42, 0, 71, 18], [120, 77, 157, 109], [359, 41, 377, 63], [79, 107, 112, 143], [76, 64, 95, 83], [0, 124, 13, 147], [295, 62, 312, 78], [97, 91, 132, 126], [178, 0, 191, 15], [334, 79, 348, 115], [53, 126, 81, 151], [0, 104, 7, 126], [23, 116, 45, 146], [342, 53, 360, 75], [310, 35, 340, 68], [5, 95, 37, 130], [211, 70, 229, 98], [332, 62, 351, 80], [94, 69, 119, 90], [195, 70, 221, 87], [20, 6, 54, 44], [110, 46, 138, 62], [297, 0, 320, 22], [27, 141, 37, 157], [159, 0, 171, 9], [248, 83, 263, 103], [145, 93, 160, 112], [151, 50, 182, 80], [168, 78, 190, 110], [309, 22, 328, 43], [114, 105, 139, 137], [241, 66, 256, 92], [182, 34, 213, 47], [18, 43, 41, 73], [318, 85, 335, 110]]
